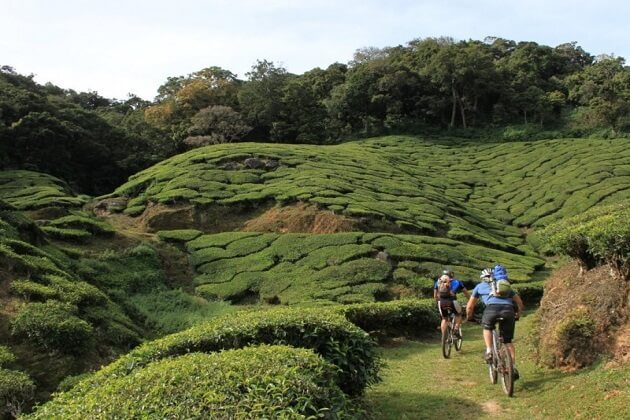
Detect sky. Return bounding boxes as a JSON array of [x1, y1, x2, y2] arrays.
[[1, 0, 628, 100]]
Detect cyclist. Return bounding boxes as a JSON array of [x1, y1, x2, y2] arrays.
[[466, 268, 525, 379], [434, 269, 470, 339]]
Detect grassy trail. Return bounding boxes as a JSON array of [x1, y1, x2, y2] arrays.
[[367, 314, 629, 419]]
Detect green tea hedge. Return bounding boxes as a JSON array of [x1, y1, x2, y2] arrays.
[[10, 301, 94, 354], [28, 345, 355, 419], [338, 299, 439, 340], [539, 201, 629, 277], [59, 308, 380, 396]]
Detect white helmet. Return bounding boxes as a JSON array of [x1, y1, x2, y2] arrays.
[[480, 268, 493, 279]]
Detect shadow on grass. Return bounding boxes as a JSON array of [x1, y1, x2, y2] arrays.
[[367, 391, 485, 420]]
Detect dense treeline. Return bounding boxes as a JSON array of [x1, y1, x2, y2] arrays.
[[1, 37, 629, 194]]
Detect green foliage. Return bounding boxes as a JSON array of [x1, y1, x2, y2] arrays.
[[182, 231, 542, 305], [539, 201, 630, 276], [338, 299, 439, 340], [130, 289, 234, 334], [28, 345, 355, 419], [48, 215, 114, 236], [40, 226, 92, 242], [544, 308, 597, 368], [0, 347, 16, 367], [0, 367, 36, 417], [11, 301, 94, 354], [0, 170, 87, 210], [59, 308, 380, 397], [156, 229, 202, 242]]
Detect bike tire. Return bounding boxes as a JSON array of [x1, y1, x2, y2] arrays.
[[442, 325, 452, 359], [488, 357, 498, 384], [489, 332, 499, 384], [499, 346, 514, 397], [455, 327, 463, 352]]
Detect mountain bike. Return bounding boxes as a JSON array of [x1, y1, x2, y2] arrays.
[[488, 317, 514, 396], [441, 309, 463, 358]]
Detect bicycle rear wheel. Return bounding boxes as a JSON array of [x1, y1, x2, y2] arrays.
[[499, 346, 514, 397], [442, 324, 452, 359]]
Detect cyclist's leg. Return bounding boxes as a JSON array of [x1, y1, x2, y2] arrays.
[[481, 305, 499, 359], [438, 300, 448, 335], [498, 306, 516, 362], [453, 300, 463, 330]]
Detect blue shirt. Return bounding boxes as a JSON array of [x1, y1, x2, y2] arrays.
[[472, 281, 516, 305], [434, 279, 465, 295]]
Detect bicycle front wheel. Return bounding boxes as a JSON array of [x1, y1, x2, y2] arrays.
[[442, 325, 452, 359], [455, 327, 463, 351], [499, 346, 514, 397], [488, 357, 498, 384]]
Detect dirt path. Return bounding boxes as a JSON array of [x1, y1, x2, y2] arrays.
[[366, 314, 629, 419]]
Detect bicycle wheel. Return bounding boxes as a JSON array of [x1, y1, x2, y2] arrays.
[[488, 355, 498, 384], [442, 323, 452, 359], [499, 345, 514, 397], [455, 326, 463, 351], [488, 332, 498, 384]]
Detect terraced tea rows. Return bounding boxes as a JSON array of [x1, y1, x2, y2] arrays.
[[159, 230, 543, 305], [0, 171, 87, 210], [110, 136, 630, 239]]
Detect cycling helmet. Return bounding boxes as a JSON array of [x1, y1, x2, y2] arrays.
[[480, 268, 493, 279], [442, 269, 454, 278]]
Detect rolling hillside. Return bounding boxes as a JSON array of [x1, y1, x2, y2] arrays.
[[1, 135, 629, 416]]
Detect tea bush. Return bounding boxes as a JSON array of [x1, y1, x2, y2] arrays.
[[28, 345, 355, 419], [57, 308, 380, 396], [337, 299, 439, 340], [0, 170, 86, 210], [0, 367, 35, 418], [11, 301, 94, 354], [539, 201, 630, 277]]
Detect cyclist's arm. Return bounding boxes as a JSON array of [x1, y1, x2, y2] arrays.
[[466, 296, 478, 320], [462, 286, 471, 299], [513, 294, 525, 313]]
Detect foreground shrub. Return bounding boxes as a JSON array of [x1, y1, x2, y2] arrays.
[[539, 307, 596, 368], [29, 345, 355, 419], [59, 308, 379, 396], [539, 201, 629, 278], [10, 301, 94, 354], [0, 368, 35, 417], [337, 299, 439, 341], [512, 281, 544, 304]]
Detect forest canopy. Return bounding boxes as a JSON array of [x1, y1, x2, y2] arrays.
[[1, 37, 629, 195]]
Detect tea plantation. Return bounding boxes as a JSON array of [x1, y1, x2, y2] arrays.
[[160, 230, 543, 305], [1, 135, 629, 417]]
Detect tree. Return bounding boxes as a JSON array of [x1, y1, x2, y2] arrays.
[[185, 105, 250, 147]]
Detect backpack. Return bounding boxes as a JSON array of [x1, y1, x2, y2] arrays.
[[489, 265, 513, 297], [437, 275, 453, 299]]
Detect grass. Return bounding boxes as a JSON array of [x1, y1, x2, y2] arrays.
[[367, 313, 629, 419], [130, 289, 235, 335]]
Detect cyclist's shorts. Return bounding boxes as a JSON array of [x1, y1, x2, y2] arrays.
[[438, 299, 459, 318], [482, 304, 516, 343]]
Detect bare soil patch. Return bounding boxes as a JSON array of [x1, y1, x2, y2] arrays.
[[537, 262, 629, 369], [243, 202, 357, 233]]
